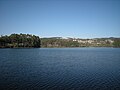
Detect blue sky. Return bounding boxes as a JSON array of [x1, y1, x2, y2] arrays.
[[0, 0, 120, 38]]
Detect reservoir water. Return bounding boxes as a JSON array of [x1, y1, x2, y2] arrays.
[[0, 48, 120, 90]]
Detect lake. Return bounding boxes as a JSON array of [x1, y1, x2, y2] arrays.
[[0, 48, 120, 90]]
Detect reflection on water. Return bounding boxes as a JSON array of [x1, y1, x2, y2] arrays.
[[0, 48, 120, 90]]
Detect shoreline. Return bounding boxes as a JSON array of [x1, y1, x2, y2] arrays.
[[0, 47, 120, 49]]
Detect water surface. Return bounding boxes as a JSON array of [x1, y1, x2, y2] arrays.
[[0, 48, 120, 90]]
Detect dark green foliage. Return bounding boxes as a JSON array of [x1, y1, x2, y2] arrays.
[[41, 37, 120, 48], [41, 38, 79, 47], [0, 33, 41, 48], [113, 39, 120, 47], [1, 34, 120, 48]]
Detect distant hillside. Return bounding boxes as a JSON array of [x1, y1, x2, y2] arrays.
[[0, 33, 41, 48], [0, 34, 120, 48], [41, 37, 120, 48]]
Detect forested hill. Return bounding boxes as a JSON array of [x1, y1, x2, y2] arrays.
[[0, 33, 120, 48], [0, 33, 41, 48], [41, 37, 120, 48]]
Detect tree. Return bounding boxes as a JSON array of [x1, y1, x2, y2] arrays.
[[113, 39, 120, 47], [0, 33, 41, 48]]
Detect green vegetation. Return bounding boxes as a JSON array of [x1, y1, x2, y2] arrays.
[[113, 39, 120, 47], [41, 37, 120, 48], [41, 38, 79, 48], [0, 33, 41, 48], [0, 33, 120, 48]]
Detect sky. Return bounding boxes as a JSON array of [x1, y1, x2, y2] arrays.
[[0, 0, 120, 38]]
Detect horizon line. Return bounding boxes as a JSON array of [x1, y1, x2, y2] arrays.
[[0, 33, 120, 39]]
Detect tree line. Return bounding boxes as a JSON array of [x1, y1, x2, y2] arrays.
[[0, 33, 120, 48], [41, 38, 120, 48], [113, 38, 120, 47], [41, 38, 79, 47], [0, 33, 41, 48]]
